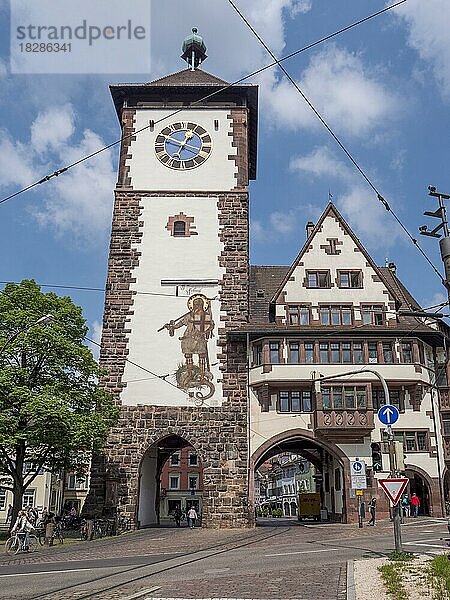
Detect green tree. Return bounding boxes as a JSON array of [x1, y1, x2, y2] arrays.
[[0, 280, 118, 524]]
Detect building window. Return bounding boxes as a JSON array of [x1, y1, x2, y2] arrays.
[[443, 418, 450, 436], [319, 342, 329, 363], [373, 389, 403, 412], [287, 305, 310, 325], [362, 305, 384, 325], [382, 342, 394, 364], [67, 475, 87, 490], [189, 453, 198, 466], [307, 270, 330, 288], [304, 342, 314, 363], [319, 305, 352, 326], [270, 342, 280, 364], [170, 452, 180, 466], [188, 475, 199, 490], [401, 342, 413, 364], [322, 385, 367, 410], [252, 344, 262, 366], [173, 221, 186, 237], [392, 431, 428, 452], [278, 390, 312, 413], [368, 342, 378, 363], [334, 469, 341, 491], [169, 475, 180, 490], [354, 342, 363, 363], [338, 271, 362, 288], [22, 489, 35, 507], [0, 489, 7, 511], [288, 342, 300, 363]]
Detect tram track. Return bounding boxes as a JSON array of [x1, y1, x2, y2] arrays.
[[27, 526, 291, 600]]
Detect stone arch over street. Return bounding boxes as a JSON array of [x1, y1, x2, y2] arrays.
[[405, 464, 437, 517], [137, 433, 202, 528], [250, 429, 351, 523]]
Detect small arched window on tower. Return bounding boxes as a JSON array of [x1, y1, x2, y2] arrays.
[[173, 220, 186, 237]]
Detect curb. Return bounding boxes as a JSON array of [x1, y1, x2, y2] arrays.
[[347, 559, 355, 600]]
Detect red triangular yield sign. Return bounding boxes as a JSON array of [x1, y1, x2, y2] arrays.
[[378, 478, 409, 505]]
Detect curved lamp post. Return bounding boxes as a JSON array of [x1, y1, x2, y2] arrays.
[[0, 314, 54, 355]]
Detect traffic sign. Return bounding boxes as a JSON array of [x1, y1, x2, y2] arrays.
[[378, 478, 408, 505], [351, 460, 366, 476], [351, 475, 367, 489], [377, 404, 399, 426], [355, 489, 363, 496]]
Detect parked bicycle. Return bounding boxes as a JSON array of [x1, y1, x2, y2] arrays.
[[36, 521, 64, 546], [5, 532, 38, 554]]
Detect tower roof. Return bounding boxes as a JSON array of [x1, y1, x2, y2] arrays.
[[146, 68, 229, 87]]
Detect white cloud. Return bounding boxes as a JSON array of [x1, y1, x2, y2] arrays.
[[262, 45, 397, 136], [270, 210, 297, 235], [0, 105, 115, 244], [393, 0, 450, 98], [0, 132, 37, 187], [87, 320, 103, 361], [289, 145, 352, 182], [336, 185, 402, 248], [31, 105, 75, 153]]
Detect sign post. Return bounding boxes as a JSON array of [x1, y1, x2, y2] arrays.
[[377, 404, 403, 552], [351, 460, 367, 528]]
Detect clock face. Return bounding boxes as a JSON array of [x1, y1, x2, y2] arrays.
[[154, 122, 212, 170]]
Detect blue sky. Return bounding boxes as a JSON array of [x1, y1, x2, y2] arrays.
[[0, 0, 449, 351]]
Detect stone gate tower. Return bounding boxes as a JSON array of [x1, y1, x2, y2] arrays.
[[90, 30, 258, 528]]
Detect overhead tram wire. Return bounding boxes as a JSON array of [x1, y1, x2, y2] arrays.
[[227, 0, 447, 292], [0, 0, 406, 207]]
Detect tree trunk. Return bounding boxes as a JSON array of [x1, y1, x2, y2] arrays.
[[10, 441, 26, 529]]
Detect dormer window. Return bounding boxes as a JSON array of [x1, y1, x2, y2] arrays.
[[362, 304, 384, 325], [287, 305, 310, 325]]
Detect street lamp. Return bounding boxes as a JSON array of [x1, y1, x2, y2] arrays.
[[0, 314, 55, 355]]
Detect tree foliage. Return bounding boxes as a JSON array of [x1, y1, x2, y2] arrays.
[[0, 280, 118, 517]]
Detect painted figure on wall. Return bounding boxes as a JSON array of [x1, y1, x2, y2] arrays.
[[160, 294, 215, 401]]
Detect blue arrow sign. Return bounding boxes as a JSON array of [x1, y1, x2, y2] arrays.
[[377, 404, 399, 426], [352, 461, 363, 473]]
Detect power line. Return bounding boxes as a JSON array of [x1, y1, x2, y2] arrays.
[[0, 1, 406, 208], [227, 0, 447, 291]]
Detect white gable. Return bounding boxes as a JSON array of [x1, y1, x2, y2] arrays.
[[274, 209, 396, 323]]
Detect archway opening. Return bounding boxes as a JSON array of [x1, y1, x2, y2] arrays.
[[253, 434, 346, 525], [405, 468, 431, 516], [137, 435, 203, 528]]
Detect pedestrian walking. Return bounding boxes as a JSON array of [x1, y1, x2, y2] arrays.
[[367, 498, 377, 526], [410, 493, 420, 517], [187, 506, 197, 529], [11, 510, 35, 550], [27, 506, 38, 526], [44, 511, 57, 546], [401, 494, 410, 518], [173, 506, 181, 527]]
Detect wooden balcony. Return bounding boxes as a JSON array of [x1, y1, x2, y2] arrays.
[[443, 436, 450, 462], [439, 387, 450, 411], [313, 409, 374, 441]]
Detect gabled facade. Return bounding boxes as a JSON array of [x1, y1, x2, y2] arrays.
[[242, 204, 448, 521]]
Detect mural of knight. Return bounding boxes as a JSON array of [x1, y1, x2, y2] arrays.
[[160, 294, 215, 401]]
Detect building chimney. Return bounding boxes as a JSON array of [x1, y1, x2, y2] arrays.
[[388, 261, 397, 275], [306, 221, 314, 238]]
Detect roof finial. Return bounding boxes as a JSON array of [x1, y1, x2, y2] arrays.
[[181, 27, 207, 71]]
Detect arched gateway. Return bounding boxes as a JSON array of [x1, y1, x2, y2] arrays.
[[85, 32, 446, 526]]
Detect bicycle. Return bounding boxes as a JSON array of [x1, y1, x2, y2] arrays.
[[5, 532, 38, 555], [37, 522, 64, 546]]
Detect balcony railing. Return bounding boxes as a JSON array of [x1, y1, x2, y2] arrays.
[[314, 409, 374, 436]]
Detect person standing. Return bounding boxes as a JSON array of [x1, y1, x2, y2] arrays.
[[6, 504, 12, 524], [367, 498, 377, 526], [402, 494, 410, 518], [44, 512, 57, 546], [173, 506, 181, 527], [410, 493, 420, 517], [187, 506, 197, 529]]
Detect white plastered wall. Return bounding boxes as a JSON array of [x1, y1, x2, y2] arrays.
[[127, 109, 237, 191], [121, 196, 225, 407]]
